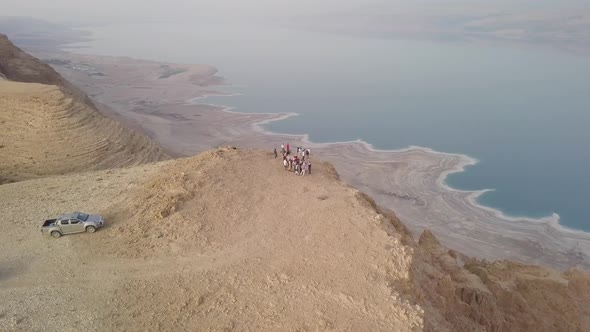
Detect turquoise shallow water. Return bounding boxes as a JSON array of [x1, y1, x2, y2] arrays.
[[67, 21, 590, 231]]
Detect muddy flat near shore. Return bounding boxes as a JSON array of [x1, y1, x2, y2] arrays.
[[40, 51, 590, 270]]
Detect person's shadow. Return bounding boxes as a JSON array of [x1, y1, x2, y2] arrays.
[[0, 259, 27, 282]]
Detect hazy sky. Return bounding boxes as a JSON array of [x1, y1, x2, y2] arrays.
[[2, 0, 589, 24], [2, 0, 589, 53], [4, 0, 374, 22]]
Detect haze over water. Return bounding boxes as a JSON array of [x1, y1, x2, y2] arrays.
[[68, 21, 590, 231]]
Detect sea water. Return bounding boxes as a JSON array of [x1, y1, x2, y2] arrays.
[[65, 21, 590, 231]]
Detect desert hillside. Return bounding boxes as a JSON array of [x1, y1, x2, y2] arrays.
[[0, 35, 169, 183], [0, 33, 88, 102], [1, 148, 589, 331], [0, 80, 168, 183]]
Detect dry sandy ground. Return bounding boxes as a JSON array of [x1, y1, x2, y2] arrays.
[[44, 52, 590, 270], [0, 162, 169, 331], [0, 149, 423, 331]]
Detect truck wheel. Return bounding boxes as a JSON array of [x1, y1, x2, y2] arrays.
[[50, 231, 62, 238], [86, 226, 96, 233]]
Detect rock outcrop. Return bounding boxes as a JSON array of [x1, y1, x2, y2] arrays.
[[409, 229, 590, 331], [342, 192, 590, 331]]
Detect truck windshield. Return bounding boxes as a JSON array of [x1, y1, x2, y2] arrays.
[[77, 213, 89, 221]]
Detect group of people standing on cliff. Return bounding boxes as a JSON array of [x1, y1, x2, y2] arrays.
[[274, 143, 312, 176]]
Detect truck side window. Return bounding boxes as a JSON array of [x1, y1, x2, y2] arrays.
[[70, 219, 80, 224], [61, 220, 69, 225]]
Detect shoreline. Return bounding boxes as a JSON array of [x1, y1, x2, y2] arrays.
[[220, 103, 570, 232], [44, 51, 590, 270]]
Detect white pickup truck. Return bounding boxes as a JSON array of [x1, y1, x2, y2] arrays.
[[40, 212, 104, 238]]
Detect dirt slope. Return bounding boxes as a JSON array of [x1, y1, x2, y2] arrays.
[[0, 148, 422, 331], [0, 80, 168, 183]]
